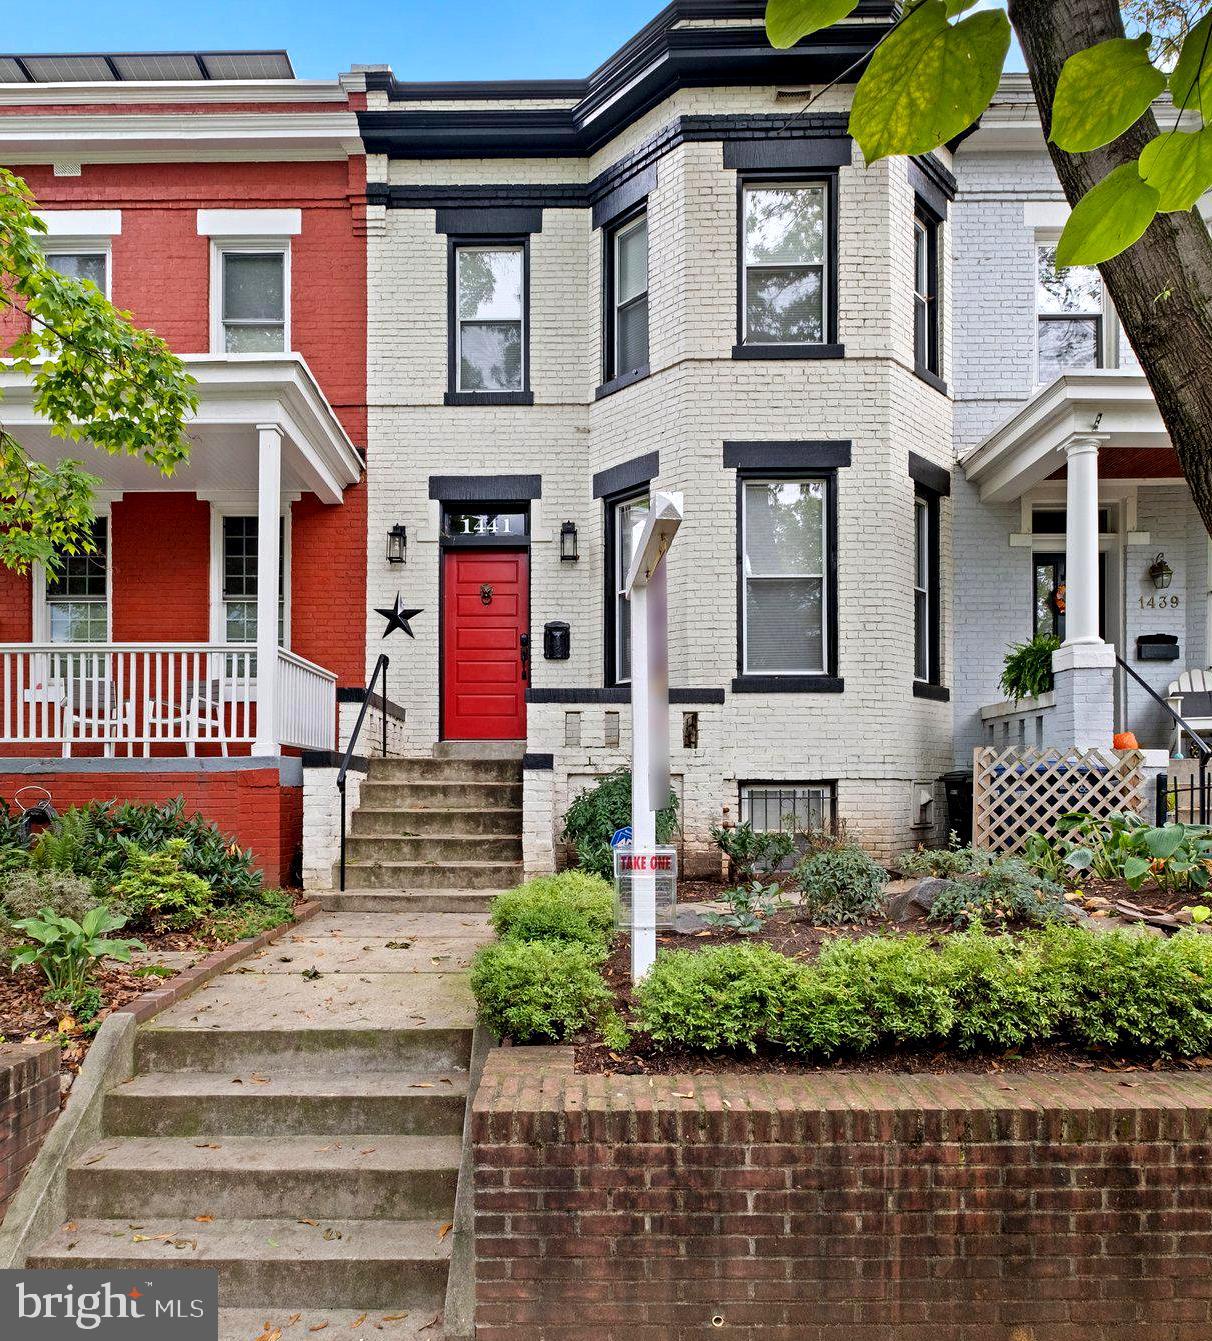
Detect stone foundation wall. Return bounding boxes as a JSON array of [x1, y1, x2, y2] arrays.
[[473, 1046, 1212, 1339], [0, 1042, 60, 1224]]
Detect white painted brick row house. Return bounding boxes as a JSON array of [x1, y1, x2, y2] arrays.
[[352, 0, 957, 871]]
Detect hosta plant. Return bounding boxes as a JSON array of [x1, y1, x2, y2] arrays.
[[10, 905, 143, 1005], [703, 880, 786, 935], [1057, 812, 1212, 893]]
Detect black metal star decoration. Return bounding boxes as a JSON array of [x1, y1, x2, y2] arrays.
[[376, 593, 423, 639]]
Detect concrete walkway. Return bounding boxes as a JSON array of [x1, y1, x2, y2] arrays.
[[30, 902, 495, 1340]]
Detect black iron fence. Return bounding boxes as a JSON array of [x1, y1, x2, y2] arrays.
[[1156, 761, 1211, 826]]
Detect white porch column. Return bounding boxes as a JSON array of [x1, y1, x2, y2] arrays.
[[253, 424, 282, 756], [1051, 433, 1115, 751]]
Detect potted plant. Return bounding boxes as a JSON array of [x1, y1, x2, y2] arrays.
[[999, 634, 1060, 703]]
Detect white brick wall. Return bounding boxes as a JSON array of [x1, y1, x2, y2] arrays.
[[302, 764, 363, 890], [366, 85, 955, 864]]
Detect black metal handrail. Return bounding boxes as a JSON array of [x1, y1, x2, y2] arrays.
[[1115, 655, 1210, 825], [337, 653, 390, 892]]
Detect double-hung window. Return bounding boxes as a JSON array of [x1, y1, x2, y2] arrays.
[[606, 213, 649, 381], [219, 247, 287, 353], [221, 515, 286, 649], [741, 478, 828, 675], [741, 182, 828, 346], [913, 491, 942, 685], [453, 243, 525, 393], [47, 517, 108, 644], [608, 493, 650, 685], [44, 248, 108, 296], [1036, 242, 1102, 383], [913, 205, 941, 377]]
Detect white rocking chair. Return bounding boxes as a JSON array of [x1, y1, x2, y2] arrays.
[[1166, 669, 1212, 755]]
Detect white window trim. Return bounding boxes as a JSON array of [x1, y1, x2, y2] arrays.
[[454, 242, 525, 394], [35, 210, 121, 238], [208, 503, 292, 649], [1034, 232, 1117, 385], [209, 238, 291, 356], [197, 208, 301, 238], [740, 477, 829, 677], [612, 213, 648, 374], [31, 506, 114, 644], [741, 180, 829, 347]]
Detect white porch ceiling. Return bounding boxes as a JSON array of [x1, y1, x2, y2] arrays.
[[961, 370, 1171, 504], [0, 353, 363, 505]]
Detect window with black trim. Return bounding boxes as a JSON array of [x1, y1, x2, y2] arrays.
[[605, 491, 650, 685], [913, 487, 942, 687], [604, 211, 648, 386], [740, 180, 830, 347], [449, 241, 528, 397], [913, 203, 940, 377], [740, 477, 831, 675]]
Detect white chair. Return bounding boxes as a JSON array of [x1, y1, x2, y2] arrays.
[[63, 678, 135, 758], [1166, 669, 1212, 755]]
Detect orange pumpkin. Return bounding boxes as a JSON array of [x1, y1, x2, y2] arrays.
[[1113, 732, 1139, 751]]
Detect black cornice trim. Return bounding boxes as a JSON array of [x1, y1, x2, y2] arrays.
[[908, 451, 952, 497], [724, 440, 852, 470], [592, 451, 660, 500], [435, 206, 542, 234], [910, 152, 958, 203], [357, 3, 893, 159], [428, 473, 542, 501]]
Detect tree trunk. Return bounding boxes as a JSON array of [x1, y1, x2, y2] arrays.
[[1009, 0, 1212, 536]]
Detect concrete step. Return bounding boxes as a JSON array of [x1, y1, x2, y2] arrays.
[[30, 1217, 452, 1309], [434, 739, 525, 761], [219, 1308, 439, 1340], [105, 1070, 469, 1138], [319, 890, 500, 914], [135, 1027, 472, 1076], [69, 1135, 461, 1220], [345, 833, 522, 864], [357, 780, 522, 809], [368, 756, 521, 783], [351, 805, 522, 837], [338, 861, 522, 891]]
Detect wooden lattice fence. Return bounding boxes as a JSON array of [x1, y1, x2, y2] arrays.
[[973, 746, 1147, 854]]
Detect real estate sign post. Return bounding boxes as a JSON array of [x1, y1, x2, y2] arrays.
[[623, 490, 684, 981]]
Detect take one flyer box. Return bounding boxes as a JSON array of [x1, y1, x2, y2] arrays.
[[612, 845, 678, 932]]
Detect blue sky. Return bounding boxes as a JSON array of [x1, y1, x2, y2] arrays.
[[5, 1, 1025, 82]]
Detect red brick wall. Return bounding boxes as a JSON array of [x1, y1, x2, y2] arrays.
[[111, 493, 211, 642], [0, 153, 368, 689], [0, 768, 301, 886], [473, 1048, 1212, 1340], [0, 1040, 60, 1222]]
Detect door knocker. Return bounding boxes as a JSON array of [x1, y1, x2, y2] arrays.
[[480, 583, 494, 606]]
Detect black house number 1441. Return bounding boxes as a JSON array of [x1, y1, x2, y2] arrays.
[[1140, 594, 1180, 609]]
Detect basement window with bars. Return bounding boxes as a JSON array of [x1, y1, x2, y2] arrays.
[[740, 782, 836, 836]]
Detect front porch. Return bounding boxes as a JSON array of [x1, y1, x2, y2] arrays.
[[960, 370, 1206, 761], [0, 355, 363, 759]]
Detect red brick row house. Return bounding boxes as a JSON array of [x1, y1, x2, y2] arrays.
[[0, 52, 369, 882]]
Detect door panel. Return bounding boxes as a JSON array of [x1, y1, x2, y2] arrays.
[[442, 548, 528, 739]]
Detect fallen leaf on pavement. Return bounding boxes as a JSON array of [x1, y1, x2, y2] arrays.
[[308, 1325, 328, 1333], [194, 1215, 214, 1224], [350, 1315, 367, 1329], [288, 1314, 302, 1326], [381, 1315, 408, 1323], [437, 1223, 452, 1240], [298, 1218, 319, 1227], [253, 1327, 281, 1341]]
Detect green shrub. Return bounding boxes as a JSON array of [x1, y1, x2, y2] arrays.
[[31, 798, 261, 903], [896, 836, 982, 879], [633, 943, 803, 1052], [0, 869, 100, 953], [209, 888, 296, 944], [935, 928, 1073, 1051], [109, 840, 213, 931], [765, 966, 873, 1057], [710, 820, 795, 880], [470, 939, 614, 1043], [928, 857, 1069, 929], [489, 872, 615, 949], [1038, 925, 1212, 1055], [10, 905, 143, 1006], [794, 842, 888, 924], [703, 880, 785, 935], [815, 935, 954, 1046], [560, 770, 678, 879]]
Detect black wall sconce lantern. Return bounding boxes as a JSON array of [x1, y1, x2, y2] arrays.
[[386, 523, 408, 565], [1149, 552, 1173, 589], [560, 520, 579, 562]]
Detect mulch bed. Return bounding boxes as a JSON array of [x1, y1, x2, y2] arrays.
[[573, 894, 1212, 1078]]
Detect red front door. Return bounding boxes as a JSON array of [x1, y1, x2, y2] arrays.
[[442, 548, 529, 739]]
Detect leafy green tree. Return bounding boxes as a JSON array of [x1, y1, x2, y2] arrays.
[[765, 1, 1212, 537], [0, 169, 195, 574]]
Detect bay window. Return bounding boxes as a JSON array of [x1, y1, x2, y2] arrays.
[[914, 490, 943, 686], [740, 478, 828, 675], [606, 212, 649, 382], [913, 204, 941, 378]]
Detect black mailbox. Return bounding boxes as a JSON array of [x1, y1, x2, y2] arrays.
[[543, 621, 571, 661], [1137, 633, 1180, 662]]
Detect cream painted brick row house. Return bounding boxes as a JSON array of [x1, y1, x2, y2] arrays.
[[351, 0, 956, 872]]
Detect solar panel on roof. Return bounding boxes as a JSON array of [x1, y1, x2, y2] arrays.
[[22, 55, 116, 81], [201, 52, 293, 80], [0, 57, 27, 82], [111, 53, 206, 81]]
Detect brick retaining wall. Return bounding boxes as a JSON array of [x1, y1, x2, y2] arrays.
[[0, 1041, 59, 1223], [473, 1047, 1212, 1339]]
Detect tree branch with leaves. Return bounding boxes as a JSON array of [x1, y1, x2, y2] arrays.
[[0, 168, 196, 575]]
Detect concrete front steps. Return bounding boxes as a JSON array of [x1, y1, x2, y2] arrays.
[[332, 752, 524, 899], [26, 913, 484, 1327]]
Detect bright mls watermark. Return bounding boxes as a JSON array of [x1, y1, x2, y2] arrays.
[[2, 1269, 218, 1340]]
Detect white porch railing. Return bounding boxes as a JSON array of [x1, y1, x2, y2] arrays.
[[980, 692, 1058, 750], [0, 643, 335, 755]]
